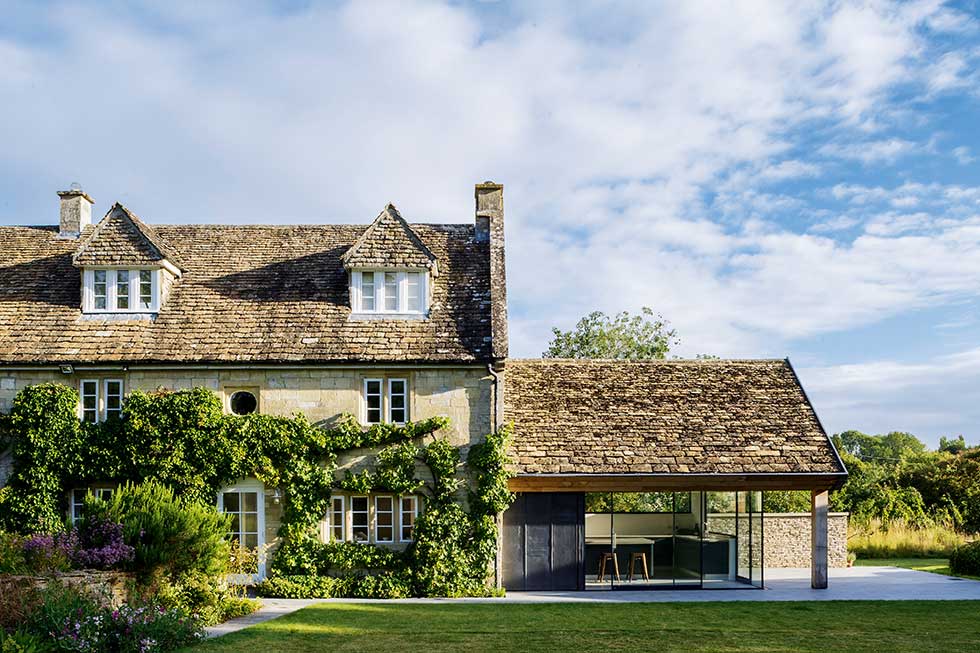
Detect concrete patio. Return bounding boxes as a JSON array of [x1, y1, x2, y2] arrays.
[[205, 567, 980, 638]]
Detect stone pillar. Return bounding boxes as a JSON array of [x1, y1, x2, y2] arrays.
[[811, 490, 829, 589]]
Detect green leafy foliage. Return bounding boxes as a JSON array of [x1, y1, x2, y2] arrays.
[[543, 307, 678, 360], [830, 431, 980, 532], [950, 541, 980, 576], [89, 481, 231, 582], [256, 572, 411, 599], [0, 383, 512, 599], [271, 539, 404, 576]]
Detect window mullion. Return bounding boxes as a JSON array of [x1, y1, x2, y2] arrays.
[[398, 272, 406, 313]]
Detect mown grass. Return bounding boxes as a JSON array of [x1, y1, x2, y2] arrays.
[[182, 601, 980, 653], [848, 519, 969, 558], [855, 557, 980, 581]]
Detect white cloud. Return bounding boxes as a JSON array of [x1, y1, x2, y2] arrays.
[[0, 1, 977, 441], [798, 346, 980, 439], [953, 146, 975, 164], [818, 138, 917, 164]]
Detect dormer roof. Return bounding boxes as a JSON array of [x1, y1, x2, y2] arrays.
[[73, 203, 185, 273], [341, 204, 438, 275]]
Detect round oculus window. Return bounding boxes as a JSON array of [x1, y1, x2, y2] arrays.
[[230, 391, 258, 416]]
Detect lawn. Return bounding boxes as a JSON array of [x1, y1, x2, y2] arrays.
[[855, 557, 980, 580], [183, 601, 980, 653]]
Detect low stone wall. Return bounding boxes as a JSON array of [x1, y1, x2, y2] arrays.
[[0, 571, 134, 608], [707, 512, 848, 568]]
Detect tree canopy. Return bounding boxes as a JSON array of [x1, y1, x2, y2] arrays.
[[543, 307, 679, 359]]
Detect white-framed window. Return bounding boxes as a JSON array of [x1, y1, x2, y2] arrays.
[[93, 270, 107, 310], [82, 268, 159, 313], [70, 487, 114, 524], [363, 377, 408, 425], [329, 496, 345, 542], [219, 485, 262, 550], [388, 379, 407, 424], [138, 270, 153, 310], [375, 495, 394, 543], [364, 379, 383, 424], [217, 479, 267, 580], [104, 379, 124, 420], [351, 271, 427, 315], [400, 496, 418, 542], [80, 379, 99, 423], [351, 496, 369, 543]]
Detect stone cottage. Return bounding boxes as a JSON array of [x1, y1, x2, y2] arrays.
[[0, 182, 847, 591]]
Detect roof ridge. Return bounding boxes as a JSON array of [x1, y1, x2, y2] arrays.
[[510, 357, 786, 364]]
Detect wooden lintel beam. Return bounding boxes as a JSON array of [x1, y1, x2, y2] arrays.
[[508, 474, 843, 493]]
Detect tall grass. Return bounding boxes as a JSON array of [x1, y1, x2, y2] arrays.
[[849, 518, 970, 558]]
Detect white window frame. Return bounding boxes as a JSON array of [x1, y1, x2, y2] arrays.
[[329, 495, 346, 542], [79, 379, 99, 423], [70, 487, 114, 524], [388, 378, 408, 425], [351, 495, 370, 544], [363, 378, 384, 425], [351, 270, 427, 315], [374, 495, 395, 544], [217, 479, 267, 580], [362, 377, 409, 425], [103, 379, 124, 420], [83, 268, 160, 313], [399, 496, 418, 543]]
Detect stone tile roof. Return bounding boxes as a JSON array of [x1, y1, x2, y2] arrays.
[[0, 219, 494, 364], [341, 204, 438, 273], [73, 204, 185, 270], [504, 358, 846, 476]]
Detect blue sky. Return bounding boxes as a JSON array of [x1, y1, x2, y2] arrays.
[[1, 1, 979, 446]]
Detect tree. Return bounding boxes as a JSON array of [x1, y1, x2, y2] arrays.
[[543, 307, 679, 359], [939, 435, 968, 455], [832, 430, 926, 465]]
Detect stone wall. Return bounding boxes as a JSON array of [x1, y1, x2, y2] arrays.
[[0, 365, 491, 554], [0, 366, 490, 447], [0, 571, 135, 608], [708, 512, 849, 568]]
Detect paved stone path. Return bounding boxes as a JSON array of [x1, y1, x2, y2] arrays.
[[205, 567, 980, 638]]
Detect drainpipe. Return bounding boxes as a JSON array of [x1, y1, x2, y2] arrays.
[[486, 361, 503, 590], [486, 362, 500, 432]]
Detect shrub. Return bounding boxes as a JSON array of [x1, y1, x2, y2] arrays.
[[255, 575, 336, 599], [71, 518, 135, 570], [271, 538, 404, 576], [0, 628, 54, 653], [949, 541, 980, 577], [0, 578, 44, 632], [255, 572, 410, 599], [0, 531, 28, 574], [216, 597, 261, 622], [848, 518, 967, 558], [20, 533, 74, 573], [15, 581, 204, 652], [90, 481, 231, 582]]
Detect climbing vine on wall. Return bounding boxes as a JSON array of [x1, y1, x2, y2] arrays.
[[0, 382, 513, 597]]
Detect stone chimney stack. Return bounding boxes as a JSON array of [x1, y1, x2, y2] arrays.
[[57, 185, 94, 238], [475, 181, 508, 359]]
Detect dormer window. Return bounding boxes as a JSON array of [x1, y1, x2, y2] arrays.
[[83, 268, 159, 313], [351, 271, 427, 315]]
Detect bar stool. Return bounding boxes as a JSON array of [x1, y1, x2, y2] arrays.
[[628, 552, 650, 581], [597, 552, 620, 582]]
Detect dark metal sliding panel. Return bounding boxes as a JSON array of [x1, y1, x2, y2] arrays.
[[525, 493, 553, 590], [501, 492, 585, 591], [501, 493, 527, 590], [550, 493, 584, 590]]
